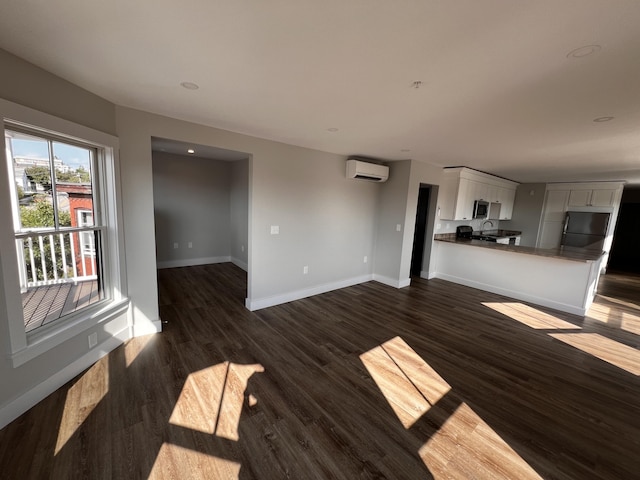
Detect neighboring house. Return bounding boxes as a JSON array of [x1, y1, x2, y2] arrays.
[[56, 182, 95, 277], [12, 155, 65, 192]]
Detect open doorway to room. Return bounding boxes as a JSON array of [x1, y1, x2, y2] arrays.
[[608, 186, 640, 274], [410, 184, 438, 277], [150, 137, 250, 305]]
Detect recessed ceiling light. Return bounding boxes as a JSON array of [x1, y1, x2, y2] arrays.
[[566, 45, 601, 58], [593, 116, 614, 122], [180, 81, 200, 90], [187, 148, 195, 154], [327, 128, 339, 132]]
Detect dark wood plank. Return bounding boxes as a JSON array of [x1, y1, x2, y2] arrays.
[[2, 263, 639, 479]]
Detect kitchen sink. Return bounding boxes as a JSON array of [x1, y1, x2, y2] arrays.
[[470, 234, 498, 242]]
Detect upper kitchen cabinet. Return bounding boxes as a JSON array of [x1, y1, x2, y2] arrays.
[[568, 187, 619, 207], [536, 182, 624, 249], [438, 167, 519, 220]]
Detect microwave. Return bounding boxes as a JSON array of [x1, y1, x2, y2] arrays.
[[473, 200, 489, 219]]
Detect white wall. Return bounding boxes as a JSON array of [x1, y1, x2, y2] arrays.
[[373, 161, 412, 286], [230, 158, 249, 270], [0, 48, 446, 427], [373, 160, 444, 287], [115, 106, 382, 313], [0, 48, 116, 135], [0, 51, 128, 427], [153, 152, 232, 268]]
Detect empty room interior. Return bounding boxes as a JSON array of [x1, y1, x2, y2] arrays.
[[1, 2, 639, 479]]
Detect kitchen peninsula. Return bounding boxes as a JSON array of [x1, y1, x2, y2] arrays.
[[432, 235, 605, 316]]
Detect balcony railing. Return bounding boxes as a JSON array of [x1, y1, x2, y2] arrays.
[[16, 227, 103, 331], [15, 227, 101, 291]]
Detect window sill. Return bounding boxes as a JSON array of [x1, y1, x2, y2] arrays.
[[9, 297, 130, 368]]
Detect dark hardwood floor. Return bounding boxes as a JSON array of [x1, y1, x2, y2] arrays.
[[1, 264, 639, 479]]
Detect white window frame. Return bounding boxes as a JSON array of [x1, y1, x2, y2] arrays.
[[77, 208, 96, 256], [0, 99, 129, 367]]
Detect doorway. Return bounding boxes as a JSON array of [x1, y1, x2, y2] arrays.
[[410, 185, 433, 277]]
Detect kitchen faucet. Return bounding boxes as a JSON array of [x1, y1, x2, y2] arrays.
[[481, 220, 494, 232]]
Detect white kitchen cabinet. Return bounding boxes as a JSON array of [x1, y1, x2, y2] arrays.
[[474, 182, 490, 202], [438, 167, 519, 221], [536, 190, 569, 249], [568, 189, 590, 207], [568, 187, 619, 207], [538, 221, 565, 249], [543, 190, 570, 221], [496, 187, 516, 219], [455, 178, 475, 220], [536, 182, 623, 250]]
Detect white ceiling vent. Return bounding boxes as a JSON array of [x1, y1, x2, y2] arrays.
[[346, 159, 389, 183]]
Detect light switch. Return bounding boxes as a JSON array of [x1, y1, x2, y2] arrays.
[[270, 225, 279, 235], [396, 224, 402, 232]]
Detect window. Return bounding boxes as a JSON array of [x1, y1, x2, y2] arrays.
[[5, 127, 104, 333], [77, 209, 95, 256], [0, 98, 127, 366]]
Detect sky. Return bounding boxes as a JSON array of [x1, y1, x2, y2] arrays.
[[10, 137, 91, 171]]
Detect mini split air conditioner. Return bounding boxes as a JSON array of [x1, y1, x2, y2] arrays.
[[346, 159, 389, 182]]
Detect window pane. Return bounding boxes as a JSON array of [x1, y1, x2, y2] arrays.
[[53, 142, 93, 230], [5, 130, 54, 229], [5, 128, 105, 333]]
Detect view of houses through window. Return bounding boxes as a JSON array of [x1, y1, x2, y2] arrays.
[[4, 127, 105, 332]]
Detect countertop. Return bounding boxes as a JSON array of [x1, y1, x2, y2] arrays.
[[472, 229, 521, 238], [434, 235, 604, 263]]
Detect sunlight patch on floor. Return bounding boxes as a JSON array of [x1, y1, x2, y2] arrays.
[[587, 302, 640, 335], [55, 356, 109, 455], [549, 333, 640, 375], [169, 362, 264, 440], [482, 302, 579, 330], [149, 442, 241, 479], [124, 334, 156, 367], [360, 336, 451, 429], [419, 402, 543, 479]]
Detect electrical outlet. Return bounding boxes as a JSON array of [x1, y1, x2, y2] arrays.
[[437, 223, 442, 230], [188, 241, 193, 249], [173, 242, 178, 249], [241, 245, 245, 252], [303, 265, 308, 274], [396, 224, 402, 232], [88, 332, 97, 349], [270, 225, 279, 235], [363, 255, 368, 263]]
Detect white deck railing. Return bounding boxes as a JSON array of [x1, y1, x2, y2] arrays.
[[15, 227, 101, 290]]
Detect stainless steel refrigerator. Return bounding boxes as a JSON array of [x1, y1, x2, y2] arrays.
[[561, 211, 610, 251]]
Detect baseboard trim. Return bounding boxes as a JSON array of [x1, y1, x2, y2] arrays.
[[231, 257, 248, 272], [156, 256, 231, 269], [246, 274, 373, 311], [372, 274, 411, 289], [132, 319, 162, 337], [421, 270, 437, 280], [0, 326, 130, 430], [433, 273, 587, 316]]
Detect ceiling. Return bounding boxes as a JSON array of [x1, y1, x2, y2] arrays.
[[1, 1, 639, 184], [151, 137, 249, 162]]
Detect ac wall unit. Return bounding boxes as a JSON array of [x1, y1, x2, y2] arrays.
[[346, 159, 389, 182]]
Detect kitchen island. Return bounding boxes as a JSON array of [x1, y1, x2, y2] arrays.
[[432, 236, 605, 315]]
